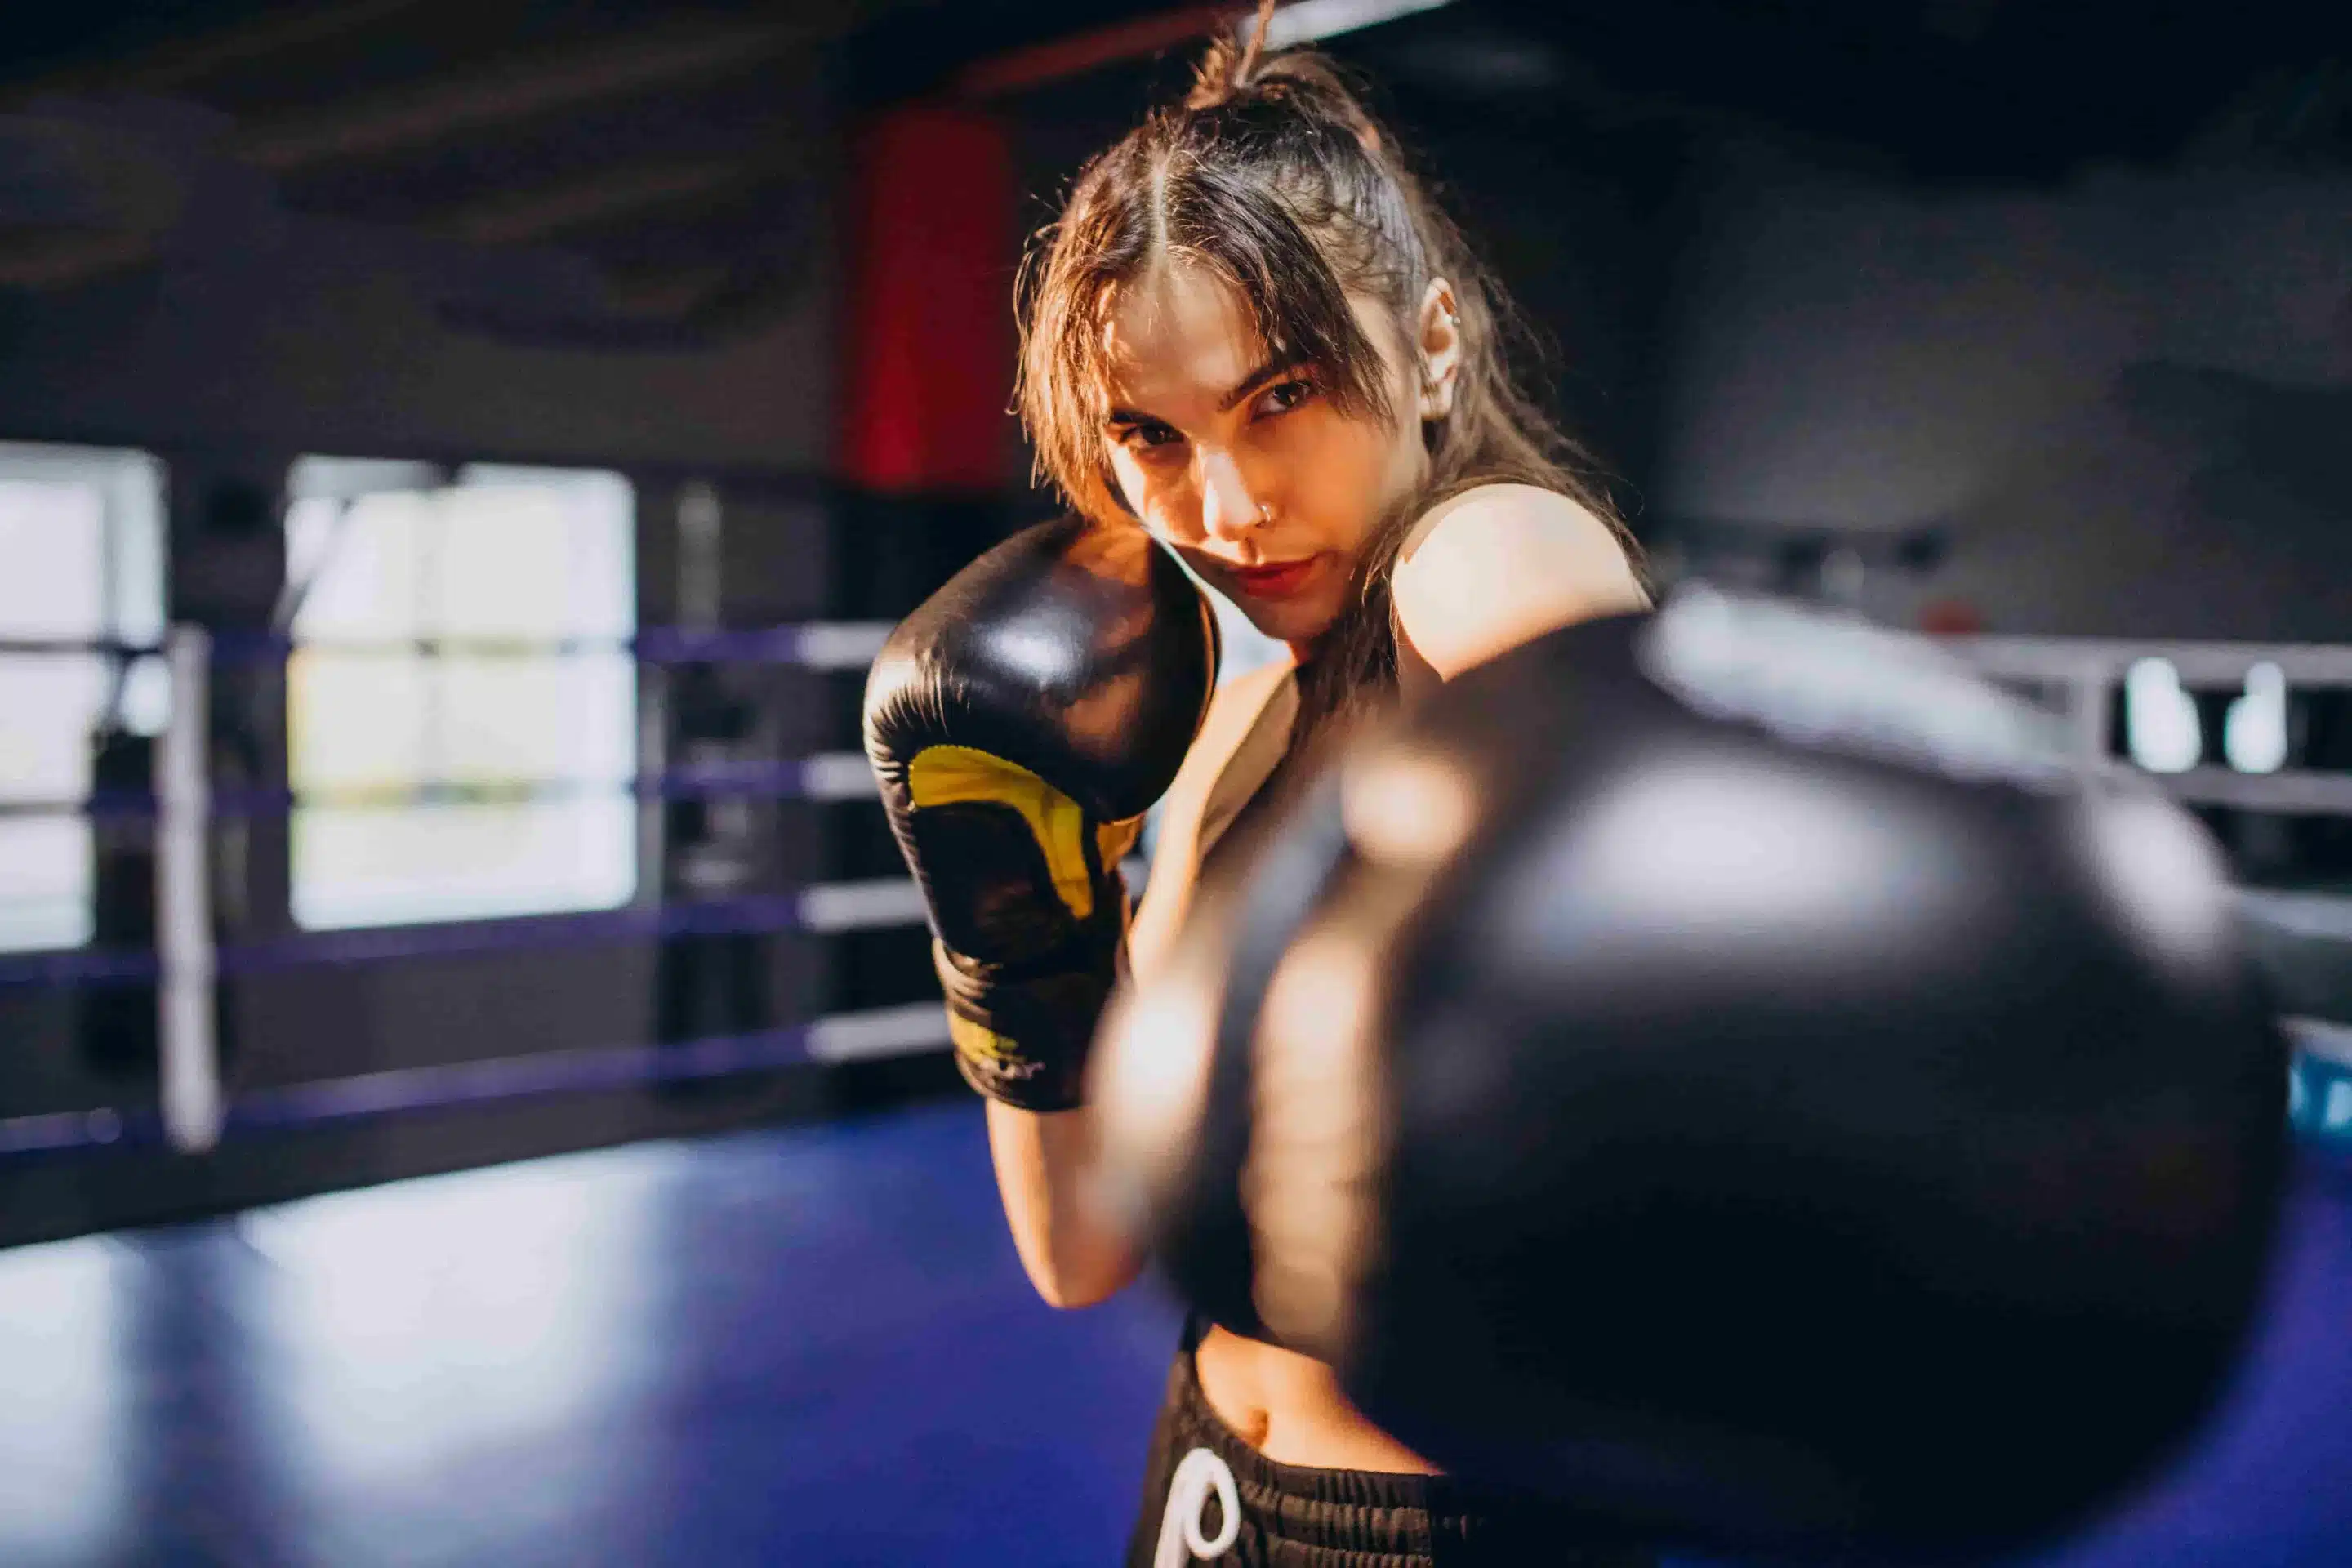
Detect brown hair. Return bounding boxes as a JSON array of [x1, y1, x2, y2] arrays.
[[1015, 5, 1646, 740]]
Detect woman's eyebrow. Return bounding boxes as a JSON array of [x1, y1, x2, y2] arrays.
[[1102, 358, 1303, 428], [1100, 357, 1307, 425], [1217, 357, 1303, 412]]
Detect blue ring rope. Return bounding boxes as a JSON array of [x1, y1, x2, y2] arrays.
[[2, 1031, 2339, 1165], [0, 626, 840, 665], [16, 760, 851, 821], [0, 892, 839, 989], [0, 1018, 878, 1162]]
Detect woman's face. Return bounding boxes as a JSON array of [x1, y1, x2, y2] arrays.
[[1098, 262, 1437, 651]]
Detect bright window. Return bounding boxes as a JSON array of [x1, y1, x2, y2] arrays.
[[285, 460, 637, 930], [0, 443, 167, 953]]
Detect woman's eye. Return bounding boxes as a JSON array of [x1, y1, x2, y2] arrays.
[[1119, 423, 1183, 454], [1253, 379, 1316, 419]]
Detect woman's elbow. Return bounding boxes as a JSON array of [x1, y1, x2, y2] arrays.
[[984, 1098, 1147, 1307], [1012, 1227, 1144, 1310], [1027, 1267, 1128, 1312]]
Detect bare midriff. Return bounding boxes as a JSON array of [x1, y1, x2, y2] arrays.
[[1193, 1322, 1442, 1472]]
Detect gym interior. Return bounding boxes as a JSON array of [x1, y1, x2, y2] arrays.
[[0, 2, 2345, 1563]]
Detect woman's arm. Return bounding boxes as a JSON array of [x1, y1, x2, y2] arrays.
[[984, 1100, 1135, 1307], [983, 485, 1631, 1305], [1392, 483, 1650, 690], [982, 661, 1294, 1309], [986, 480, 1632, 1307]]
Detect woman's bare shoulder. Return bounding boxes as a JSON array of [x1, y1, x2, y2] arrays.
[[1391, 482, 1648, 680]]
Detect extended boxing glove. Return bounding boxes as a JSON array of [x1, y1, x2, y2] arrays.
[[864, 515, 1217, 1111], [1093, 587, 2287, 1558]]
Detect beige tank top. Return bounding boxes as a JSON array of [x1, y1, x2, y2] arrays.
[[1126, 662, 1298, 986]]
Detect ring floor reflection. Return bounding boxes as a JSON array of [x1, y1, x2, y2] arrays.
[[0, 1104, 2342, 1566]]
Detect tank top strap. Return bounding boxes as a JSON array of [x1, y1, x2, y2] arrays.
[[1194, 665, 1299, 871]]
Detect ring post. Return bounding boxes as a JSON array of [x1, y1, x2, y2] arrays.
[[158, 626, 224, 1154]]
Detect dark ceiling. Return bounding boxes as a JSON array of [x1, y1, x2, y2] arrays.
[[9, 1, 2340, 158], [0, 1, 2338, 344], [1389, 2, 2348, 180]]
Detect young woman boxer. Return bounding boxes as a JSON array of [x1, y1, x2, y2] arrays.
[[1024, 21, 1655, 1563], [867, 13, 1652, 1565]]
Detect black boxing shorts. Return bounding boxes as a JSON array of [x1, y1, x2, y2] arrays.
[[1126, 1319, 1657, 1568]]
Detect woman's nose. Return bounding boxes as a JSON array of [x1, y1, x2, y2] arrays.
[[1196, 448, 1262, 544]]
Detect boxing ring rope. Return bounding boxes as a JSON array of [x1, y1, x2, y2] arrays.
[[0, 615, 907, 988], [0, 884, 929, 991], [0, 622, 897, 667], [0, 1004, 956, 1160], [1950, 632, 2352, 1157], [3, 621, 2350, 1163], [0, 759, 884, 824], [1, 616, 943, 1159], [1947, 635, 2352, 817]]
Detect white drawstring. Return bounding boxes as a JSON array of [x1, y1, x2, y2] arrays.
[[1154, 1446, 1241, 1566]]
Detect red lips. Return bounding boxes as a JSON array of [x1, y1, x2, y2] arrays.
[[1227, 555, 1324, 599]]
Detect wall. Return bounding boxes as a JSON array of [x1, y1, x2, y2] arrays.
[[0, 82, 841, 470], [1650, 139, 2352, 638]]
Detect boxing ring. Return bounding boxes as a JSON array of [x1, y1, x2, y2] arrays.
[[0, 617, 947, 1166], [1945, 632, 2352, 1163], [2, 619, 2346, 1166], [0, 620, 2344, 1565]]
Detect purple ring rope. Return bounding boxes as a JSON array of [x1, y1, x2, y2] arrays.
[[0, 892, 827, 989], [18, 761, 837, 822], [0, 1020, 840, 1161], [0, 626, 837, 665]]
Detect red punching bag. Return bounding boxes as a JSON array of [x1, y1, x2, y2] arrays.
[[838, 105, 1017, 495]]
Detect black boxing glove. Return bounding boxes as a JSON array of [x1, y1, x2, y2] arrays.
[[864, 516, 1217, 1111], [1094, 590, 2287, 1558]]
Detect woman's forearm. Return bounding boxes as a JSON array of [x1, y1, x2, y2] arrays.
[[986, 1097, 1145, 1308]]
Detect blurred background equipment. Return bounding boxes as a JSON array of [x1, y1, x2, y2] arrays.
[[0, 0, 2344, 1564]]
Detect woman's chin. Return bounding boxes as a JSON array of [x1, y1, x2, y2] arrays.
[[1238, 594, 1344, 653]]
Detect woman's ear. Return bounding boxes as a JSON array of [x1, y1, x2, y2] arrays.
[[1416, 278, 1463, 421]]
